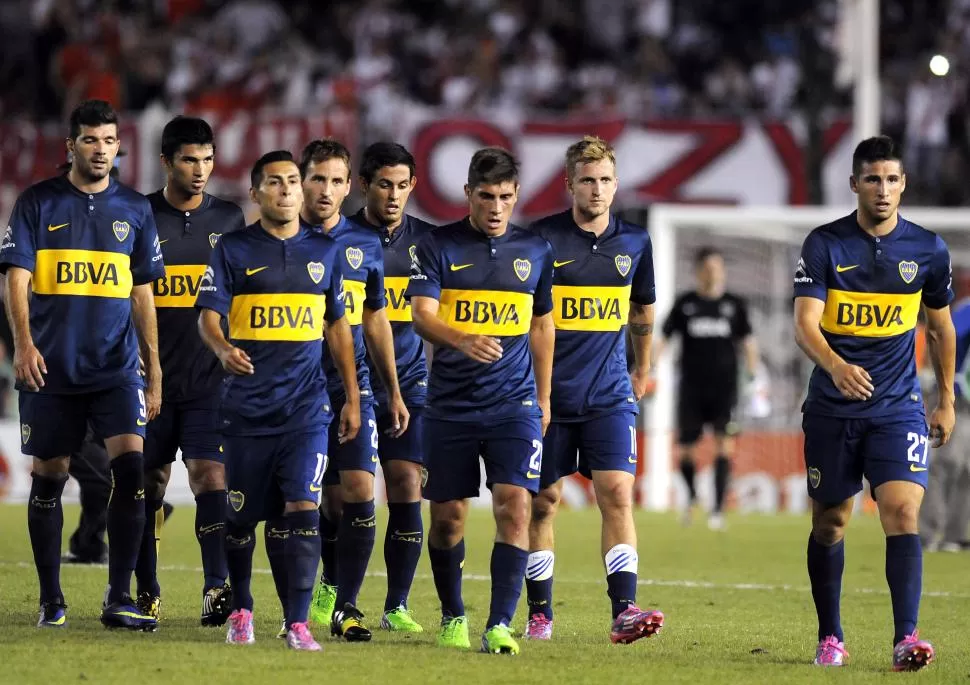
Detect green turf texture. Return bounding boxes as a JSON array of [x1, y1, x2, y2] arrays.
[[0, 504, 967, 683]]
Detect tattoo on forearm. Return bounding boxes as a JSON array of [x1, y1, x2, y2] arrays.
[[629, 323, 653, 337]]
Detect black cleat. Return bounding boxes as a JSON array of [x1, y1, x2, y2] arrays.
[[331, 602, 372, 642], [201, 584, 233, 627]]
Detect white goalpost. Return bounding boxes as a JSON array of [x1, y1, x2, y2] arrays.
[[642, 204, 970, 512]]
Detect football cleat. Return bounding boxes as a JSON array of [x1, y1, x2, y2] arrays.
[[609, 605, 664, 644], [136, 592, 161, 631], [276, 621, 287, 639], [525, 613, 553, 640], [201, 584, 233, 627], [285, 622, 322, 651], [892, 631, 934, 671], [437, 615, 470, 649], [331, 603, 372, 642], [309, 582, 337, 627], [100, 596, 157, 631], [813, 635, 848, 666], [381, 605, 424, 633], [37, 600, 67, 628], [225, 609, 255, 645], [481, 623, 519, 655]]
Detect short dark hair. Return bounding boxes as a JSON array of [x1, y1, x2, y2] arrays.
[[299, 138, 352, 179], [69, 100, 119, 139], [359, 142, 415, 184], [695, 246, 721, 265], [467, 147, 519, 189], [852, 135, 903, 177], [251, 150, 296, 188], [161, 116, 215, 160]]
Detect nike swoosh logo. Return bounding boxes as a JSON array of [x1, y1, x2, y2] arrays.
[[836, 264, 859, 273], [450, 263, 473, 271], [47, 223, 69, 232], [309, 484, 322, 492], [246, 266, 269, 276], [371, 455, 379, 463], [910, 465, 928, 472], [159, 239, 169, 245], [136, 419, 148, 426], [526, 472, 540, 479], [553, 259, 575, 268], [628, 457, 637, 464]]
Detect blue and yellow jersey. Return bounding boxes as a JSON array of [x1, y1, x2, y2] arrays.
[[303, 216, 384, 408], [405, 218, 554, 420], [195, 223, 346, 436], [149, 190, 246, 402], [351, 209, 435, 410], [531, 211, 655, 420], [0, 176, 165, 393], [794, 211, 953, 417]]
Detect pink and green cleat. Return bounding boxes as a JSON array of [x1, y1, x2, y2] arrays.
[[225, 609, 255, 645], [525, 613, 553, 640], [285, 622, 322, 652], [892, 631, 934, 671], [813, 635, 848, 666], [609, 606, 664, 644]]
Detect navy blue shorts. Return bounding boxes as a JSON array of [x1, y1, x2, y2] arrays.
[[144, 395, 222, 469], [323, 401, 378, 486], [19, 384, 146, 460], [802, 412, 931, 504], [540, 411, 638, 488], [223, 429, 329, 526], [423, 414, 543, 502], [377, 406, 424, 465]]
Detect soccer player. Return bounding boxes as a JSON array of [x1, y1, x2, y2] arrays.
[[1, 99, 164, 630], [793, 136, 955, 670], [351, 142, 435, 632], [407, 147, 555, 655], [526, 135, 663, 643], [196, 150, 360, 651], [134, 116, 246, 626], [291, 139, 408, 642], [658, 247, 758, 530]]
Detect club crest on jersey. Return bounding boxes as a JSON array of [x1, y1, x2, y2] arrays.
[[228, 490, 245, 512], [345, 246, 364, 270], [112, 220, 130, 242], [307, 261, 325, 284], [409, 244, 417, 262], [209, 233, 221, 248], [513, 258, 531, 282], [808, 467, 821, 489], [615, 254, 632, 277], [21, 424, 30, 445], [898, 260, 918, 284]]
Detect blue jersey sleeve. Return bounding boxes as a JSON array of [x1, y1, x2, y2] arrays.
[[534, 243, 554, 316], [631, 235, 656, 305], [405, 233, 441, 300], [364, 248, 386, 311], [325, 254, 347, 323], [793, 229, 828, 301], [195, 239, 234, 316], [922, 235, 954, 309], [131, 202, 165, 285], [0, 188, 38, 272]]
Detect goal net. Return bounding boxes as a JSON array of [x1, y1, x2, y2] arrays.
[[637, 204, 970, 513]]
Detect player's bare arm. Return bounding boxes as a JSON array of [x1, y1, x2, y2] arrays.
[[529, 311, 555, 435], [197, 308, 254, 376], [324, 314, 362, 443], [742, 335, 759, 379], [923, 304, 956, 446], [4, 266, 46, 390], [411, 295, 503, 363], [628, 302, 655, 399], [793, 296, 873, 401], [362, 306, 409, 437], [130, 283, 162, 420]]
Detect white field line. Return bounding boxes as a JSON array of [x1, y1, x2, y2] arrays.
[[1, 560, 966, 599]]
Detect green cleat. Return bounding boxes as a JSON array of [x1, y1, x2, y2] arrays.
[[437, 615, 470, 649], [481, 624, 520, 655], [381, 606, 424, 633], [309, 581, 337, 628]]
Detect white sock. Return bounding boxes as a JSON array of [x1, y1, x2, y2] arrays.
[[525, 550, 555, 581], [604, 544, 638, 576]]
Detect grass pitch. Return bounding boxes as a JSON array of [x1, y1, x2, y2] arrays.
[[0, 504, 967, 684]]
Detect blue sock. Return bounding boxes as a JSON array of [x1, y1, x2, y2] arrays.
[[195, 490, 228, 590], [335, 500, 376, 607], [135, 497, 162, 597], [319, 510, 339, 585], [27, 473, 67, 604], [487, 542, 528, 629], [107, 452, 146, 603], [605, 544, 639, 619], [285, 509, 321, 627], [264, 517, 289, 614], [525, 550, 555, 620], [428, 539, 465, 617], [384, 502, 423, 611], [807, 534, 845, 642], [886, 534, 921, 645], [225, 522, 256, 611]]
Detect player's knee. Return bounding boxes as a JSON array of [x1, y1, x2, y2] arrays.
[[430, 505, 464, 545], [187, 460, 224, 493], [385, 462, 422, 502], [340, 471, 375, 503], [879, 499, 921, 534], [811, 509, 850, 545], [493, 488, 531, 535], [595, 476, 634, 515], [33, 456, 69, 477], [531, 487, 561, 524], [144, 467, 168, 501]]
